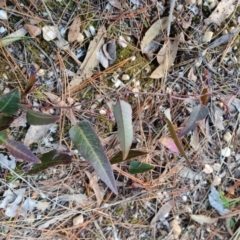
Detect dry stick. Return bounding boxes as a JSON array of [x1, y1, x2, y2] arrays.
[[167, 0, 176, 36]]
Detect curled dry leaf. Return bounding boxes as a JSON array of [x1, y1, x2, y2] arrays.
[[150, 38, 179, 79], [68, 16, 81, 43], [190, 214, 216, 225], [141, 17, 168, 52]]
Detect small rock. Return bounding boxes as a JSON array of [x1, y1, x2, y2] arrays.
[[73, 214, 84, 225], [0, 10, 7, 20], [114, 79, 123, 88], [202, 164, 213, 174], [212, 176, 221, 186], [99, 109, 106, 115], [122, 74, 130, 81], [203, 31, 213, 43], [223, 132, 232, 143], [89, 26, 96, 36], [42, 26, 58, 41], [118, 36, 128, 48], [221, 147, 231, 157]]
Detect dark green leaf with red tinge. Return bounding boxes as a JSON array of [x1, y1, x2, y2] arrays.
[[129, 161, 154, 174], [110, 150, 148, 164], [27, 150, 72, 175], [26, 109, 59, 125], [0, 88, 20, 114], [178, 105, 209, 138], [69, 121, 118, 195], [5, 139, 41, 163], [0, 116, 14, 131], [166, 117, 193, 169]]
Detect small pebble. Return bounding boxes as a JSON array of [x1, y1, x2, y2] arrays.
[[73, 215, 84, 225], [0, 10, 7, 20], [131, 56, 136, 61], [223, 132, 232, 143], [99, 109, 107, 115], [89, 26, 96, 36], [118, 36, 128, 48], [114, 79, 123, 88], [42, 26, 58, 41], [221, 147, 231, 157], [212, 176, 221, 186], [202, 164, 213, 174], [203, 31, 213, 43], [122, 74, 130, 81]]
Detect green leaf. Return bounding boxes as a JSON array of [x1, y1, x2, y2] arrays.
[[0, 88, 20, 114], [27, 150, 72, 175], [110, 150, 148, 164], [129, 161, 154, 174], [114, 100, 133, 160], [0, 131, 8, 144], [0, 116, 14, 131], [69, 121, 117, 194], [5, 139, 41, 163], [26, 109, 59, 125], [165, 117, 193, 169], [178, 105, 209, 138]]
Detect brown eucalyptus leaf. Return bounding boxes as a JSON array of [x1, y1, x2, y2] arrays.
[[150, 38, 179, 79], [68, 16, 81, 43], [141, 17, 168, 52]]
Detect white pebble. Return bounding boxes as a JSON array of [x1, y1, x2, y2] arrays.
[[221, 147, 231, 157], [212, 176, 221, 186], [99, 109, 107, 115], [203, 31, 213, 43], [122, 74, 130, 81], [73, 215, 84, 225], [89, 26, 96, 36], [202, 164, 213, 174], [118, 36, 128, 48], [42, 26, 58, 41], [223, 132, 232, 143], [114, 79, 123, 88], [0, 10, 7, 20], [182, 196, 187, 202], [131, 56, 136, 61]]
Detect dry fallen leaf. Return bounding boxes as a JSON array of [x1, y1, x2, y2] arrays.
[[68, 16, 81, 43], [108, 0, 123, 10], [150, 38, 179, 79], [159, 136, 179, 153], [204, 0, 240, 28], [85, 171, 104, 207], [141, 17, 168, 52], [190, 214, 217, 224], [68, 26, 106, 90], [150, 200, 173, 228], [24, 24, 41, 37], [24, 124, 54, 146], [170, 219, 181, 238]]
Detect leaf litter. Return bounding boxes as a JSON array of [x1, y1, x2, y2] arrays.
[[1, 0, 240, 238]]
